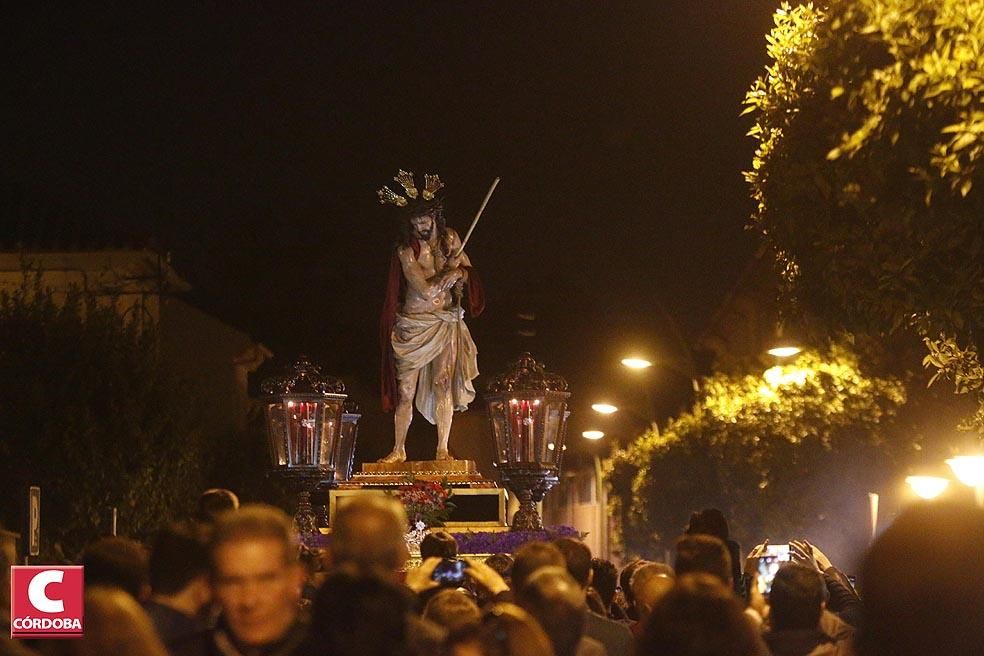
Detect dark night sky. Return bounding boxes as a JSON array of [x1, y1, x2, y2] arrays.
[[3, 2, 781, 451]]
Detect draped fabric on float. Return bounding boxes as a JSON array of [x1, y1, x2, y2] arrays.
[[391, 308, 479, 424], [379, 239, 485, 416]]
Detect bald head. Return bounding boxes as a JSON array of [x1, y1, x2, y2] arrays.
[[630, 562, 674, 603], [636, 574, 674, 621], [331, 495, 409, 575]]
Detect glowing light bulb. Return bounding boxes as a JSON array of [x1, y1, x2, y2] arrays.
[[905, 475, 949, 500]]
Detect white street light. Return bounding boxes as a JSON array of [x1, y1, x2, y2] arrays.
[[946, 455, 984, 506], [592, 403, 618, 415], [905, 475, 949, 500], [767, 346, 802, 358], [582, 430, 605, 440], [621, 357, 653, 370]]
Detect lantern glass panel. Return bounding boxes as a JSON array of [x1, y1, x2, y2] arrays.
[[335, 412, 361, 481], [545, 402, 564, 465], [317, 399, 343, 466], [266, 403, 288, 466], [285, 399, 322, 467], [489, 401, 509, 465]]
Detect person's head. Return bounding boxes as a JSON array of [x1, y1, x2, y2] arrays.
[[42, 586, 169, 656], [421, 530, 459, 561], [635, 572, 675, 622], [409, 210, 437, 240], [484, 553, 515, 583], [685, 508, 730, 541], [209, 504, 304, 647], [331, 495, 409, 576], [300, 571, 413, 656], [674, 534, 732, 586], [148, 522, 211, 614], [552, 537, 592, 588], [443, 602, 556, 656], [515, 567, 586, 656], [856, 501, 984, 656], [638, 573, 767, 656], [511, 541, 565, 593], [424, 588, 481, 633], [196, 488, 240, 524], [589, 558, 618, 609], [81, 537, 150, 601], [630, 562, 675, 604], [619, 559, 649, 611], [768, 563, 826, 631]]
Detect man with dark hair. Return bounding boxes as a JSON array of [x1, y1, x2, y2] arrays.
[[82, 536, 151, 601], [171, 504, 306, 656], [554, 538, 632, 656], [764, 564, 854, 656], [195, 489, 239, 525], [686, 507, 743, 595], [296, 571, 417, 656], [637, 573, 768, 656], [510, 541, 566, 593], [674, 534, 733, 586], [420, 530, 458, 561], [144, 523, 212, 649], [484, 553, 514, 582], [515, 567, 605, 656], [422, 589, 481, 632], [617, 559, 649, 620], [589, 558, 619, 617], [377, 170, 484, 463]]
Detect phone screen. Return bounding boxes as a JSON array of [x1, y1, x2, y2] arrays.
[[764, 544, 791, 561], [757, 555, 783, 595], [432, 559, 468, 586]]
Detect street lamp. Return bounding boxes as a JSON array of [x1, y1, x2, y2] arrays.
[[582, 430, 605, 440], [591, 403, 618, 415], [621, 357, 653, 370], [767, 346, 802, 358], [905, 475, 949, 501], [946, 455, 984, 506]]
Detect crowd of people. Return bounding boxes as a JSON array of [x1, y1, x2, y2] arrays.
[[2, 490, 981, 656]]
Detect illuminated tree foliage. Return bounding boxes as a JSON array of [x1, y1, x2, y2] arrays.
[[743, 1, 984, 436], [0, 276, 207, 557], [608, 345, 909, 559]]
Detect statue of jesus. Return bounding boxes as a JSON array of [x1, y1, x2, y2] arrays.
[[378, 170, 484, 463]]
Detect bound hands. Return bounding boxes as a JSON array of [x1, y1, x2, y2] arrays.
[[438, 254, 466, 292]]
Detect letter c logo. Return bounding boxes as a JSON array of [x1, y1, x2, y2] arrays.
[[28, 570, 65, 613]]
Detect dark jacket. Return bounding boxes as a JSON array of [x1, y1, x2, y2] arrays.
[[584, 610, 632, 656], [764, 627, 854, 656], [143, 600, 206, 650], [169, 619, 307, 656]]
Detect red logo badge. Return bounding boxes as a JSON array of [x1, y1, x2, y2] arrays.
[[10, 566, 84, 639]]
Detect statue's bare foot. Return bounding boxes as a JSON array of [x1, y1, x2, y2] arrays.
[[435, 449, 453, 461], [378, 449, 406, 464]]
